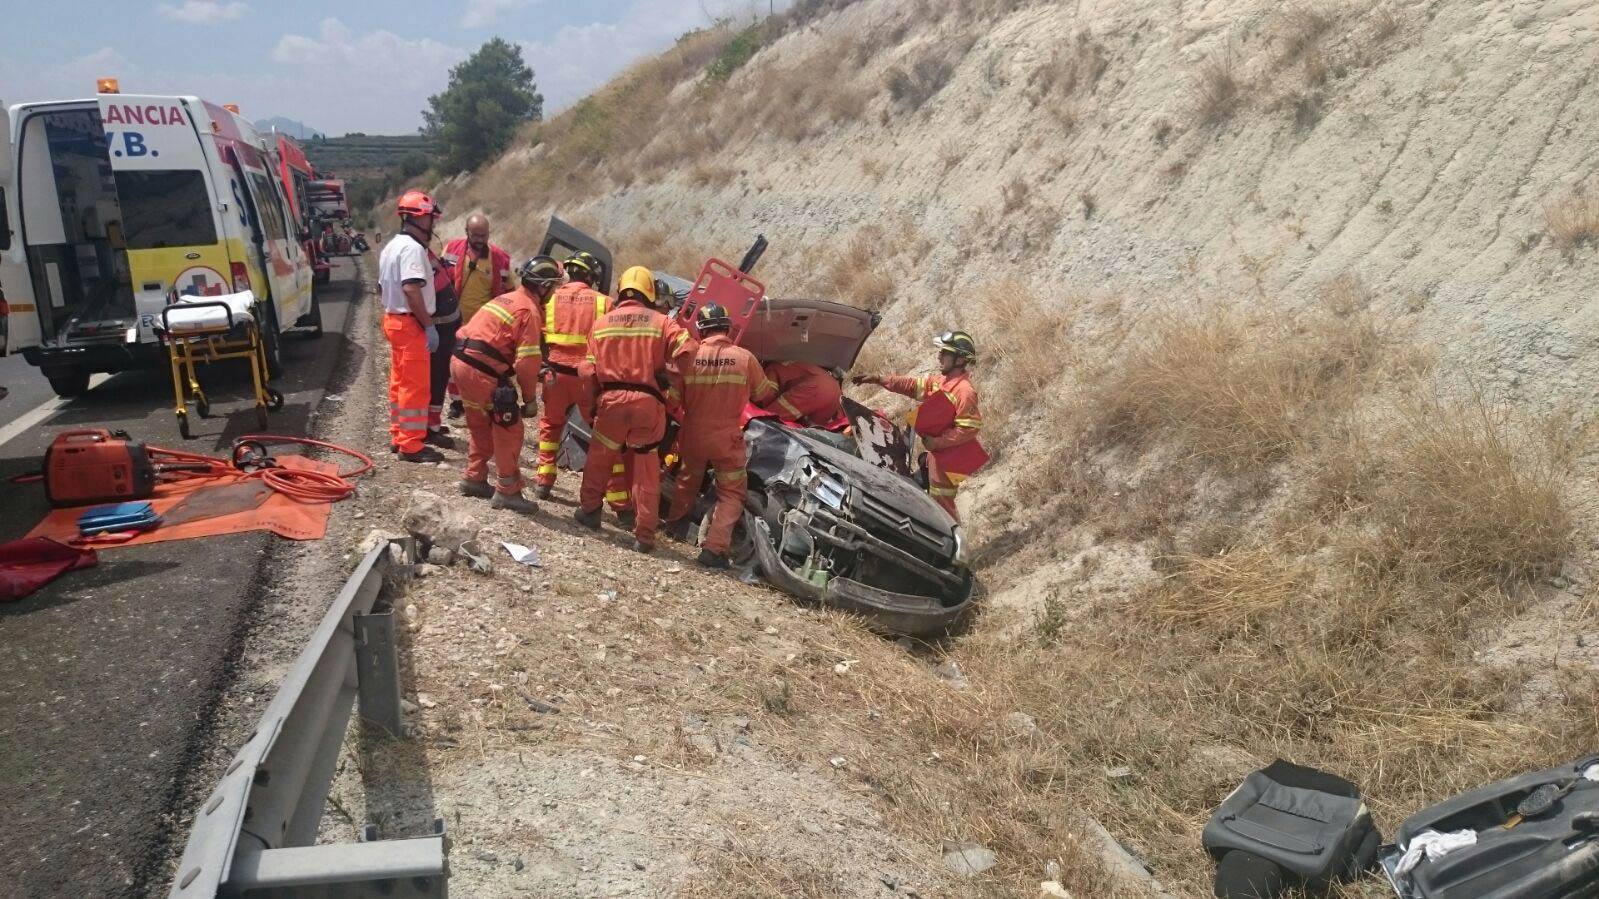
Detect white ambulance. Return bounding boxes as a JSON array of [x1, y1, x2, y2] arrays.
[[0, 81, 317, 397]]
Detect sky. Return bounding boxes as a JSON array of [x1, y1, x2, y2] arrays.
[[0, 0, 782, 135]]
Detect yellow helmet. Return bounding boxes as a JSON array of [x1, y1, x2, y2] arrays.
[[618, 265, 658, 305]]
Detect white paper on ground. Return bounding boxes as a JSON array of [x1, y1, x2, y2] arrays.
[[501, 541, 540, 566]]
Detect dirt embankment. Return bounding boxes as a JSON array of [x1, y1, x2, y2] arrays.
[[356, 0, 1599, 895]]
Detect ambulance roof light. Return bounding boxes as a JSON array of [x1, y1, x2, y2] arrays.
[[223, 103, 240, 114], [97, 77, 120, 94]]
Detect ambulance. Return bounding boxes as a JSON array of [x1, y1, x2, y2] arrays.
[[0, 81, 317, 398]]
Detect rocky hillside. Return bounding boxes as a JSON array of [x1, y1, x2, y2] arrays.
[[392, 0, 1598, 894]]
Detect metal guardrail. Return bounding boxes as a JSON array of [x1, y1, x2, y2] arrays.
[[170, 539, 449, 898]]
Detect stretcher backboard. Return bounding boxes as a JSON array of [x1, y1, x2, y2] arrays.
[[675, 258, 764, 346]]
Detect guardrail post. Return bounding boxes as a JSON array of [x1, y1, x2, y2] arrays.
[[353, 610, 403, 738]]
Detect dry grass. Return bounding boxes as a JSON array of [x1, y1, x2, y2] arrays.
[[1192, 51, 1243, 125], [1275, 2, 1340, 64], [1079, 302, 1385, 466], [610, 225, 707, 281], [1544, 187, 1599, 247], [1370, 4, 1402, 41], [678, 840, 846, 898], [1359, 393, 1576, 586]]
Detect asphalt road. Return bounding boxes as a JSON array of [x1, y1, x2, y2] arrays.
[[0, 259, 365, 897]]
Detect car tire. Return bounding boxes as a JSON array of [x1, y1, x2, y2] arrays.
[[261, 301, 284, 379], [46, 369, 91, 398]]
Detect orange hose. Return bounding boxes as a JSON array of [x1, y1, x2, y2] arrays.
[[146, 435, 374, 504]]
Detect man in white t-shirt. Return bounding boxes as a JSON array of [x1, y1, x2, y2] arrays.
[[380, 189, 444, 462]]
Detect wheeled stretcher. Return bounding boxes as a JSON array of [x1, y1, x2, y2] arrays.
[[158, 290, 283, 439]]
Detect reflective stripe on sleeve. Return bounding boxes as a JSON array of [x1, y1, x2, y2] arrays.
[[481, 302, 514, 325], [593, 326, 663, 340], [516, 345, 542, 358]]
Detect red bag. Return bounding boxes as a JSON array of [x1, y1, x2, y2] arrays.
[[0, 538, 98, 600]]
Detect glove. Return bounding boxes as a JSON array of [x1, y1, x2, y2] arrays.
[[851, 374, 879, 386], [424, 325, 439, 354], [520, 401, 539, 418]]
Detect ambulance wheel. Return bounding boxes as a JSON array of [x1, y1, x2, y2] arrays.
[[178, 411, 193, 440], [266, 388, 285, 411], [46, 370, 91, 398], [261, 304, 284, 380], [196, 395, 211, 419], [255, 404, 270, 431]]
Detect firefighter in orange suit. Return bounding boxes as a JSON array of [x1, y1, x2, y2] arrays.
[[379, 190, 444, 463], [574, 266, 697, 552], [759, 360, 843, 426], [535, 251, 610, 500], [448, 256, 562, 513], [663, 303, 768, 569], [854, 331, 987, 520]]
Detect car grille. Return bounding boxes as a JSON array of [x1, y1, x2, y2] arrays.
[[851, 490, 954, 563]]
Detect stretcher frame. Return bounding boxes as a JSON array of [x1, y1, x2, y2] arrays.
[[159, 297, 283, 439]]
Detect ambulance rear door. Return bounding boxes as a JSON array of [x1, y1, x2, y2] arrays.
[[1, 101, 42, 356], [98, 94, 230, 341]]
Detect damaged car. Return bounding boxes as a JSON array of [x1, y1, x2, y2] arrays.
[[542, 218, 976, 637]]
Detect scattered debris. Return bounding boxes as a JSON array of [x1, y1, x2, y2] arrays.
[[355, 529, 404, 556], [829, 755, 848, 768], [520, 692, 560, 714], [1039, 880, 1073, 898], [833, 659, 857, 674], [416, 693, 436, 709], [501, 541, 541, 567], [425, 545, 454, 566], [941, 841, 997, 876], [1105, 765, 1135, 782], [458, 540, 492, 574], [1004, 711, 1039, 737]]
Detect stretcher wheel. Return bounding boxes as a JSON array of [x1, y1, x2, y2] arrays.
[[196, 394, 211, 419], [177, 410, 192, 440], [255, 404, 270, 430], [266, 388, 285, 411]]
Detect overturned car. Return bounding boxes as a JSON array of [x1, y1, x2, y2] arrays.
[[544, 220, 975, 637]]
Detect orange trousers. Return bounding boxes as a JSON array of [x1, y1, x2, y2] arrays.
[[449, 357, 524, 495], [383, 314, 430, 453], [763, 379, 842, 425], [926, 453, 968, 521], [537, 371, 629, 509], [581, 393, 663, 544], [666, 427, 747, 554]]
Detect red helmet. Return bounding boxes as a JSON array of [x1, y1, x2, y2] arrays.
[[396, 189, 441, 219]]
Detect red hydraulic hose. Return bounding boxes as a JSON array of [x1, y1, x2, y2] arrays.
[[146, 435, 374, 504]]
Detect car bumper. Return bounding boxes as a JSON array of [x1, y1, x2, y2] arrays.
[[23, 342, 162, 374], [744, 513, 974, 638]]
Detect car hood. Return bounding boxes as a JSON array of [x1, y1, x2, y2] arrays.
[[739, 297, 879, 371]]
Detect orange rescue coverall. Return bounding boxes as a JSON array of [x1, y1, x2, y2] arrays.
[[536, 281, 611, 493], [760, 361, 843, 426], [578, 300, 697, 546], [880, 371, 988, 520], [449, 287, 543, 496], [664, 334, 768, 554]]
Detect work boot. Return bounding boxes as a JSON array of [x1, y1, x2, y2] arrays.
[[615, 508, 637, 530], [573, 506, 602, 530], [447, 399, 464, 419], [662, 518, 694, 544], [398, 446, 446, 463], [535, 484, 553, 500], [424, 430, 456, 450], [490, 492, 538, 514], [389, 443, 398, 454], [458, 479, 493, 499], [696, 549, 731, 570], [632, 539, 655, 555]]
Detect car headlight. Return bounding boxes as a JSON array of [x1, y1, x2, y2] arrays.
[[951, 525, 967, 565]]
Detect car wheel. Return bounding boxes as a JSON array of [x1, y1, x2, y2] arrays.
[[46, 369, 91, 398], [261, 301, 284, 379]]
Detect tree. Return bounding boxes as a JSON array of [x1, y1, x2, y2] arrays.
[[423, 38, 543, 173]]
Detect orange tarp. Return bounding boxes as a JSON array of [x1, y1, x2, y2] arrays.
[[26, 455, 337, 546]]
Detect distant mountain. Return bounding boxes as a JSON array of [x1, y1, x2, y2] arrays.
[[254, 116, 323, 140]]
